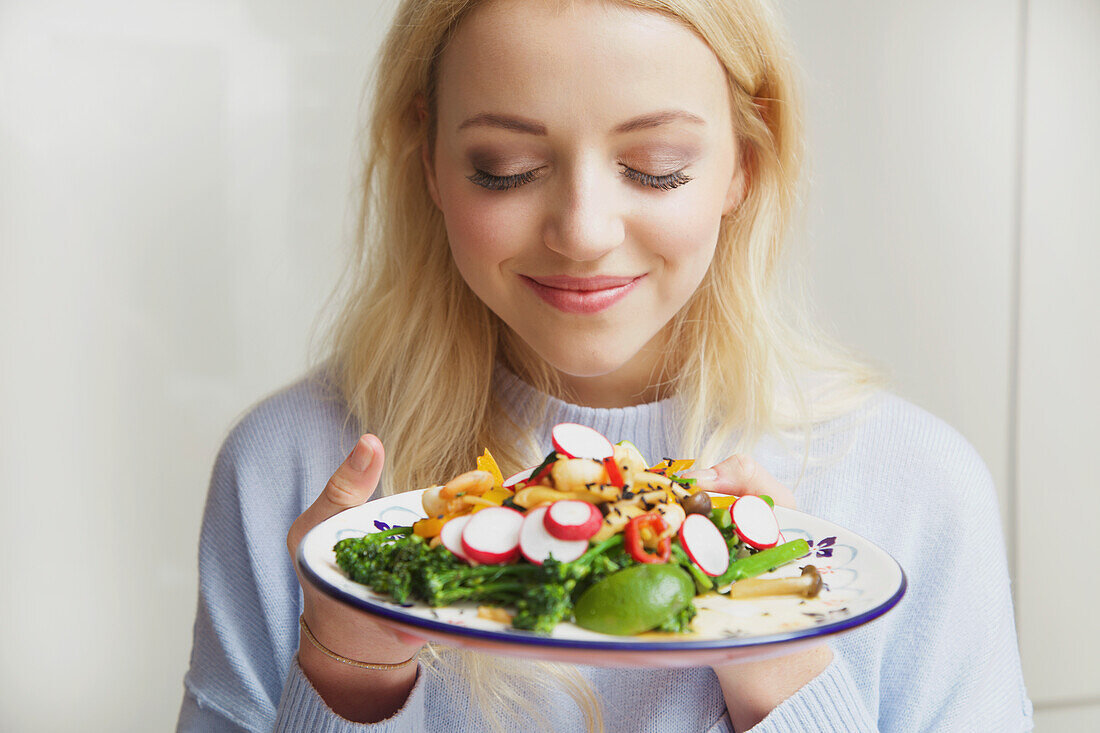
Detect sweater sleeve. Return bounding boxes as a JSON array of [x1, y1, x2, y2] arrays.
[[869, 447, 1034, 731], [746, 406, 1033, 732], [178, 396, 429, 732], [744, 650, 877, 732]]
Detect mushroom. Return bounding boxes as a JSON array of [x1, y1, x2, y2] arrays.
[[724, 565, 823, 599], [680, 490, 712, 516]]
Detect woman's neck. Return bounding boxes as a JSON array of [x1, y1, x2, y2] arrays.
[[498, 323, 678, 408], [557, 360, 669, 408]]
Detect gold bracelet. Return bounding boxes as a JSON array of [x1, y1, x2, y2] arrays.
[[299, 614, 418, 671]]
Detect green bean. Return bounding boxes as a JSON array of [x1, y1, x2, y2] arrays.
[[715, 539, 810, 587], [671, 544, 714, 593]]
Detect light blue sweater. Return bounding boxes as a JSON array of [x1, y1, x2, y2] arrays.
[[179, 365, 1033, 732]]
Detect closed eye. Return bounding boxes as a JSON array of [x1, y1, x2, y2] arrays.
[[466, 166, 693, 191]]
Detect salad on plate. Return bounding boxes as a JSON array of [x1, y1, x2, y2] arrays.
[[332, 423, 821, 637]]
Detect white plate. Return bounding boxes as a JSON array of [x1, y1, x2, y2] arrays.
[[298, 490, 906, 667]]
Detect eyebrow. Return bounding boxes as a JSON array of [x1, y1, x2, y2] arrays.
[[457, 109, 706, 135]]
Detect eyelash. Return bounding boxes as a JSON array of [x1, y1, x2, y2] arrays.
[[466, 166, 693, 192]]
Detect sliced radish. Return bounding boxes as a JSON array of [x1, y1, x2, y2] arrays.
[[678, 513, 730, 577], [552, 423, 613, 461], [461, 506, 524, 564], [520, 506, 589, 564], [439, 515, 473, 561], [543, 500, 602, 541], [502, 466, 535, 489], [730, 495, 780, 550]]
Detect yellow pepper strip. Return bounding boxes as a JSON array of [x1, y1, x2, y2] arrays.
[[464, 496, 502, 513], [710, 495, 738, 510], [667, 458, 695, 475], [647, 458, 674, 475], [476, 449, 504, 488], [413, 516, 447, 538], [480, 485, 513, 506]]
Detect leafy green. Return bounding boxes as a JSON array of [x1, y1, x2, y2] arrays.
[[334, 531, 632, 633]]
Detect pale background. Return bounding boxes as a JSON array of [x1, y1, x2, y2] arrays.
[[1, 0, 1096, 730]]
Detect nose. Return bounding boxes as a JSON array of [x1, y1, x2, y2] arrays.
[[542, 160, 625, 261]]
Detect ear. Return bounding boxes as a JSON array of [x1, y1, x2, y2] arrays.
[[415, 94, 442, 210]]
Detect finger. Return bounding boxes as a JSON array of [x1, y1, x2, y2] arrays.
[[681, 454, 796, 509], [288, 434, 385, 553]]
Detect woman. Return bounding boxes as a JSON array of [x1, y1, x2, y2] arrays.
[[178, 0, 1033, 730]]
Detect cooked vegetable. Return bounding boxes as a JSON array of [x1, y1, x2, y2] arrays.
[[603, 455, 625, 487], [681, 490, 712, 516], [412, 516, 446, 539], [335, 529, 631, 632], [670, 543, 714, 593], [715, 538, 811, 587], [710, 495, 738, 511], [526, 451, 561, 487], [476, 449, 504, 487], [573, 563, 695, 635], [725, 565, 822, 599], [624, 513, 672, 564], [710, 505, 733, 530]]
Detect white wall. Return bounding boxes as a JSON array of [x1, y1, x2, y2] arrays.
[[1, 1, 1096, 730]]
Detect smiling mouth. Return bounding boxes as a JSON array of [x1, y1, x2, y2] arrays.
[[526, 274, 643, 290], [521, 274, 644, 314]]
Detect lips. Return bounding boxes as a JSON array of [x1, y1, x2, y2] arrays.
[[527, 275, 641, 291], [521, 274, 644, 314]]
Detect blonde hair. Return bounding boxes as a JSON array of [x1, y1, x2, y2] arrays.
[[316, 0, 884, 729]]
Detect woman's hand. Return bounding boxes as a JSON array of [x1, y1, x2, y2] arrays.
[[286, 434, 425, 723], [681, 453, 796, 509], [683, 454, 833, 730]]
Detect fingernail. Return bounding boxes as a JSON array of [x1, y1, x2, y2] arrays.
[[681, 468, 717, 481], [348, 436, 373, 472]]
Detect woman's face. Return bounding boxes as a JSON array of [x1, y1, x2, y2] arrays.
[[422, 0, 746, 406]]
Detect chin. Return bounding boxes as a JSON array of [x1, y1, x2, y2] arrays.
[[528, 334, 643, 380]]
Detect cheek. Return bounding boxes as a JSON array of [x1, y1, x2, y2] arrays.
[[438, 176, 533, 279], [637, 189, 723, 284]]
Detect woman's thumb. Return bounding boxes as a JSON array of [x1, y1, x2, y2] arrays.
[[289, 434, 385, 555], [320, 434, 384, 513]]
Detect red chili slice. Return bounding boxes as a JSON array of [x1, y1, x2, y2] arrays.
[[624, 513, 671, 564], [603, 456, 624, 487]]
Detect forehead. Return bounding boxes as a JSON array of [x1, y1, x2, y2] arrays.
[[435, 0, 731, 137]]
